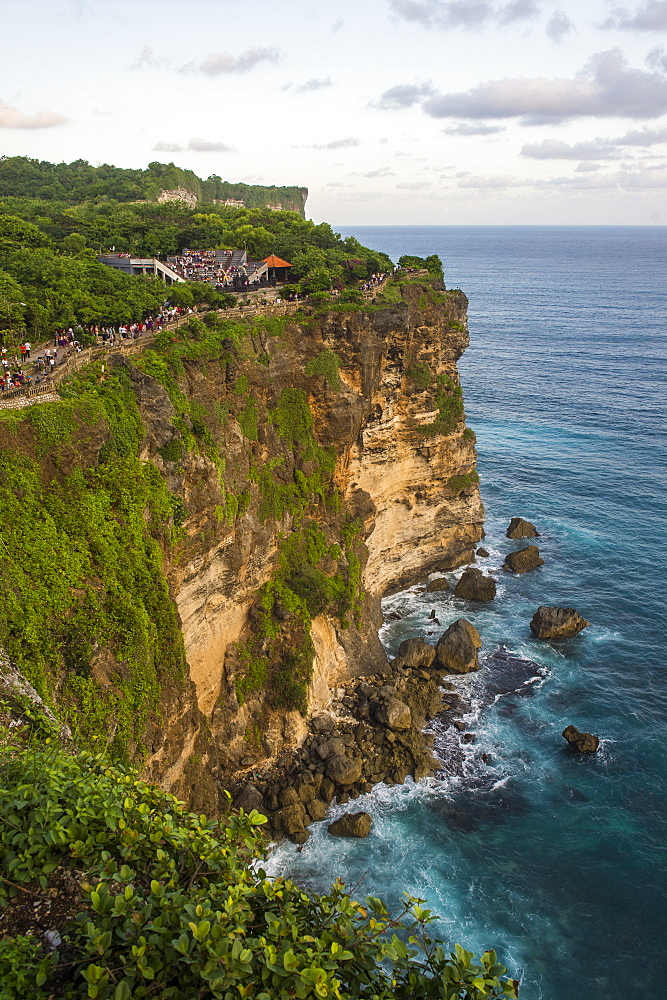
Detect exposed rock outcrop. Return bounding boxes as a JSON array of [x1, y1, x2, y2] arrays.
[[506, 517, 539, 539], [328, 812, 373, 838], [427, 576, 450, 592], [454, 567, 496, 601], [562, 725, 600, 753], [504, 545, 544, 574], [436, 619, 482, 673], [530, 607, 590, 639]]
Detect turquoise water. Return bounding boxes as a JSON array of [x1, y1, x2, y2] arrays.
[[269, 227, 667, 999]]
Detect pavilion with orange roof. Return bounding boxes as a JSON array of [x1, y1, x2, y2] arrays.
[[263, 254, 292, 282]]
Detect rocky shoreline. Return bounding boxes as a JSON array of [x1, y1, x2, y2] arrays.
[[227, 633, 478, 843], [226, 516, 598, 843]]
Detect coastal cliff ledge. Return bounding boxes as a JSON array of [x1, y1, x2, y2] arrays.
[[0, 277, 483, 813]]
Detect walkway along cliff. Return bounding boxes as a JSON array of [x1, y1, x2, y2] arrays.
[[0, 276, 484, 823]]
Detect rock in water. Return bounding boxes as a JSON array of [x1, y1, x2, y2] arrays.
[[477, 547, 490, 557], [454, 567, 496, 601], [328, 812, 373, 838], [427, 576, 450, 592], [395, 637, 436, 668], [562, 725, 600, 753], [506, 517, 539, 539], [504, 545, 544, 574], [530, 606, 590, 639], [436, 618, 482, 673]]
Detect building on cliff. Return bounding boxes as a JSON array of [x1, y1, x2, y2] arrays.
[[97, 253, 183, 285]]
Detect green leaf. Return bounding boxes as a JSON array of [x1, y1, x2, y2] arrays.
[[115, 982, 131, 1000]]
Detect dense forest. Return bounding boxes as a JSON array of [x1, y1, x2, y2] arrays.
[[0, 157, 308, 214], [0, 160, 393, 337]]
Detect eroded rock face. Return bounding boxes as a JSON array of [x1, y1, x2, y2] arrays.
[[427, 577, 450, 592], [328, 812, 373, 838], [454, 567, 496, 602], [104, 287, 485, 805], [436, 619, 482, 673], [507, 517, 539, 539], [504, 545, 544, 574], [530, 607, 590, 639], [562, 725, 600, 753]]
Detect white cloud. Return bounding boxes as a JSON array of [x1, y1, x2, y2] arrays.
[[153, 139, 234, 153], [388, 0, 540, 28], [130, 45, 171, 70], [372, 82, 436, 109], [457, 173, 521, 187], [0, 101, 68, 128], [521, 126, 667, 160], [575, 162, 602, 171], [422, 48, 667, 124], [442, 121, 505, 134], [359, 167, 395, 177], [153, 141, 184, 152], [188, 138, 234, 152], [603, 1, 667, 31], [198, 48, 281, 75], [309, 137, 361, 149], [546, 10, 574, 41], [295, 77, 334, 93], [616, 124, 667, 144], [646, 46, 667, 71], [521, 138, 620, 159]]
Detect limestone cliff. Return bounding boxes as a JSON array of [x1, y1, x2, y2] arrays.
[[0, 278, 483, 813]]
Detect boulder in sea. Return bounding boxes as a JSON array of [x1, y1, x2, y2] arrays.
[[395, 637, 436, 668], [436, 618, 482, 673], [504, 545, 544, 574], [530, 606, 590, 639], [454, 567, 497, 601], [477, 547, 490, 558], [562, 725, 600, 753], [506, 517, 539, 539], [328, 811, 373, 838], [427, 576, 450, 592]]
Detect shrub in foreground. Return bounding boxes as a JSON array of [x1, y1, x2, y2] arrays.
[[0, 741, 519, 999]]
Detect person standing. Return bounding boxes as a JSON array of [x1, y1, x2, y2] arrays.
[[23, 341, 31, 359]]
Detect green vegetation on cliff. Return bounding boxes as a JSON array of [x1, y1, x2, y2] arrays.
[[0, 187, 391, 335], [0, 368, 186, 766], [0, 731, 518, 1000], [0, 157, 308, 214]]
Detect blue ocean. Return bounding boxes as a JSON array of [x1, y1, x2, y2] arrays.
[[270, 227, 667, 999]]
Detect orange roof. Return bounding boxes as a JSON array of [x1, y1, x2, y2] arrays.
[[263, 254, 292, 268]]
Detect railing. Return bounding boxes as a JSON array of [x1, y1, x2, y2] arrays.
[[0, 381, 56, 407]]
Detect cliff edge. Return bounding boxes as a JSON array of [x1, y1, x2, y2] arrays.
[[0, 277, 483, 813]]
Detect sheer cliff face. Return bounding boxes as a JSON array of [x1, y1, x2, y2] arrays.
[[0, 281, 483, 807], [137, 282, 484, 801]]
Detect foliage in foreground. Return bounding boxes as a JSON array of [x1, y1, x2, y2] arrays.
[[0, 740, 519, 1000]]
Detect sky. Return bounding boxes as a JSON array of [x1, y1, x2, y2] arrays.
[[2, 0, 667, 224]]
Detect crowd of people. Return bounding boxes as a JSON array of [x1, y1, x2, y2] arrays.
[[167, 249, 267, 290]]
